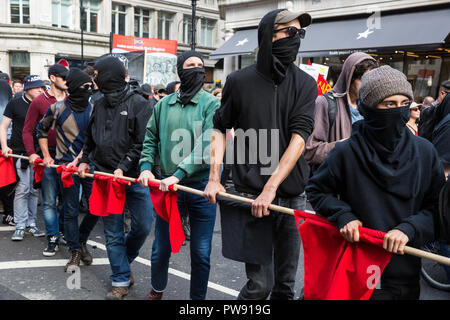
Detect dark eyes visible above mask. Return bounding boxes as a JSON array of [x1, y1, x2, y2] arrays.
[[378, 100, 411, 109]]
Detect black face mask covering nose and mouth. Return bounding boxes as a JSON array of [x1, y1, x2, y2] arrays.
[[358, 102, 411, 151], [178, 67, 205, 106], [271, 34, 301, 83], [272, 34, 301, 66]]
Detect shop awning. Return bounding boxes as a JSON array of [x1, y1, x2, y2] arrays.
[[210, 7, 450, 59], [209, 29, 258, 60], [299, 7, 450, 57]]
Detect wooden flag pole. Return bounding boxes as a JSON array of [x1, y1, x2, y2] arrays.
[[5, 153, 450, 266]]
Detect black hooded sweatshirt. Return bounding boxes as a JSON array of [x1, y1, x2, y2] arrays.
[[213, 9, 317, 198], [306, 104, 446, 285], [80, 57, 154, 178]]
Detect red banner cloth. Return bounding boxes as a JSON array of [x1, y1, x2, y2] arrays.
[[89, 175, 128, 217], [0, 155, 16, 188], [33, 158, 44, 183], [294, 210, 393, 300], [56, 165, 78, 188], [147, 181, 185, 254]]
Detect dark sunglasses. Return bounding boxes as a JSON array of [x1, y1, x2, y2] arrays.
[[55, 74, 66, 80], [273, 26, 306, 39], [82, 83, 93, 90], [410, 107, 421, 112]]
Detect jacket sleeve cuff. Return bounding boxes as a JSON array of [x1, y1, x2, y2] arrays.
[[394, 223, 416, 244], [117, 156, 133, 173], [173, 168, 187, 181], [79, 155, 89, 164], [140, 162, 152, 173], [335, 212, 360, 230]]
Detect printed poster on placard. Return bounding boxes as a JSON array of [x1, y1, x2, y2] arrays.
[[111, 34, 177, 86], [144, 51, 177, 87]]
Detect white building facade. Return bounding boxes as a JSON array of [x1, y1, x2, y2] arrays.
[[0, 0, 224, 83]]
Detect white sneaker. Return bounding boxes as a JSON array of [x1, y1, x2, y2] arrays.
[[27, 225, 45, 237], [11, 228, 25, 241]]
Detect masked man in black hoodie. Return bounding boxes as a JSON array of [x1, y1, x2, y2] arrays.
[[204, 9, 317, 300], [78, 56, 155, 300], [306, 65, 446, 300]]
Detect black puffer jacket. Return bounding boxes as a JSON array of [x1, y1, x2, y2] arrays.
[[80, 84, 153, 178]]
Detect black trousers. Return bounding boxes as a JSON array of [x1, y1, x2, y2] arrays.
[[0, 183, 15, 217], [237, 193, 306, 300], [370, 280, 420, 300]]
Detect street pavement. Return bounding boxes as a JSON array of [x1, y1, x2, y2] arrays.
[[0, 203, 449, 301]]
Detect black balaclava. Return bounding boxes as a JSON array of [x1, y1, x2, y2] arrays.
[[349, 100, 421, 199], [93, 56, 127, 94], [257, 9, 302, 84], [66, 68, 92, 113], [177, 51, 205, 106], [358, 101, 411, 154]]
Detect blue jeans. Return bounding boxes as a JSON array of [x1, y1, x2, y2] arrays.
[[103, 183, 154, 287], [41, 167, 63, 239], [151, 179, 217, 300], [14, 159, 39, 229], [59, 173, 99, 251]]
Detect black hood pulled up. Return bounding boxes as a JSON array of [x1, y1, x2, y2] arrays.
[[256, 9, 301, 84]]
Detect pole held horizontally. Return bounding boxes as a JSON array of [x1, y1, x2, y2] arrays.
[[6, 153, 450, 266]]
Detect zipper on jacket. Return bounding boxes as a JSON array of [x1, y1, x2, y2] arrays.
[[274, 84, 278, 109]]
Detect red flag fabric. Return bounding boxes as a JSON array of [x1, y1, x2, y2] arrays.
[[33, 158, 44, 183], [89, 175, 128, 217], [317, 73, 332, 95], [148, 181, 185, 254], [56, 165, 78, 188], [294, 210, 393, 300], [0, 155, 16, 188]]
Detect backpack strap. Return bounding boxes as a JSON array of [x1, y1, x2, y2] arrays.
[[322, 92, 337, 139]]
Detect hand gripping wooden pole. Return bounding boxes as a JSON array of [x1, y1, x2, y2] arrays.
[[7, 153, 450, 266]]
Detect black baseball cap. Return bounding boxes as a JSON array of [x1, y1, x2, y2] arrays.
[[48, 64, 69, 79]]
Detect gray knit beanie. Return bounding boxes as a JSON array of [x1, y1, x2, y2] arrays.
[[359, 65, 413, 108]]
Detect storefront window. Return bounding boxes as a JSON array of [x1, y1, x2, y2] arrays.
[[10, 52, 30, 82], [240, 52, 256, 69], [304, 48, 450, 101]]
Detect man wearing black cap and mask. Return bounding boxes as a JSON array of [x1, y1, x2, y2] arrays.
[[306, 65, 446, 300], [138, 51, 220, 300], [78, 56, 154, 300], [36, 68, 99, 267], [204, 9, 316, 300]]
